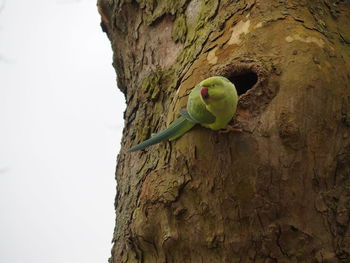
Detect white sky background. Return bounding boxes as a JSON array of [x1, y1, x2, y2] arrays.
[[0, 0, 125, 262]]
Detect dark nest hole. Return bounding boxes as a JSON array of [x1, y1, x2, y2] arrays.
[[227, 71, 258, 96]]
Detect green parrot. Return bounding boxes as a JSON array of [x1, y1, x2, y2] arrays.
[[128, 76, 238, 152]]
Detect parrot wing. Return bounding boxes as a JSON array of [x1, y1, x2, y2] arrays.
[[179, 108, 215, 124]]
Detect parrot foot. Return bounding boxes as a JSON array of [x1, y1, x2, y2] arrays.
[[219, 125, 243, 134]]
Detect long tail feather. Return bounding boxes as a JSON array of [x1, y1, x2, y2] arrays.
[[128, 117, 195, 152]]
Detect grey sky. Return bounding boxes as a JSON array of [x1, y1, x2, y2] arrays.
[[0, 0, 125, 262]]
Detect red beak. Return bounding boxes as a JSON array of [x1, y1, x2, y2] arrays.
[[201, 87, 208, 99]]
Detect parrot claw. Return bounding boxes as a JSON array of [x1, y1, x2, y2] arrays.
[[219, 124, 243, 134]]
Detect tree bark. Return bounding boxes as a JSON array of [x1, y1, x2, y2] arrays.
[[97, 0, 350, 262]]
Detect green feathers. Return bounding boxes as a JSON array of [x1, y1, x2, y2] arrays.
[[128, 117, 195, 152], [128, 76, 238, 152]]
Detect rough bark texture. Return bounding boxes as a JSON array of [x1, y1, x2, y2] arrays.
[[97, 0, 350, 262]]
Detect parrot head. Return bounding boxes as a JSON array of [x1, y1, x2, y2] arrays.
[[200, 83, 225, 103]]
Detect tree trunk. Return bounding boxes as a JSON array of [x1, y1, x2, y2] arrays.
[[97, 0, 350, 262]]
